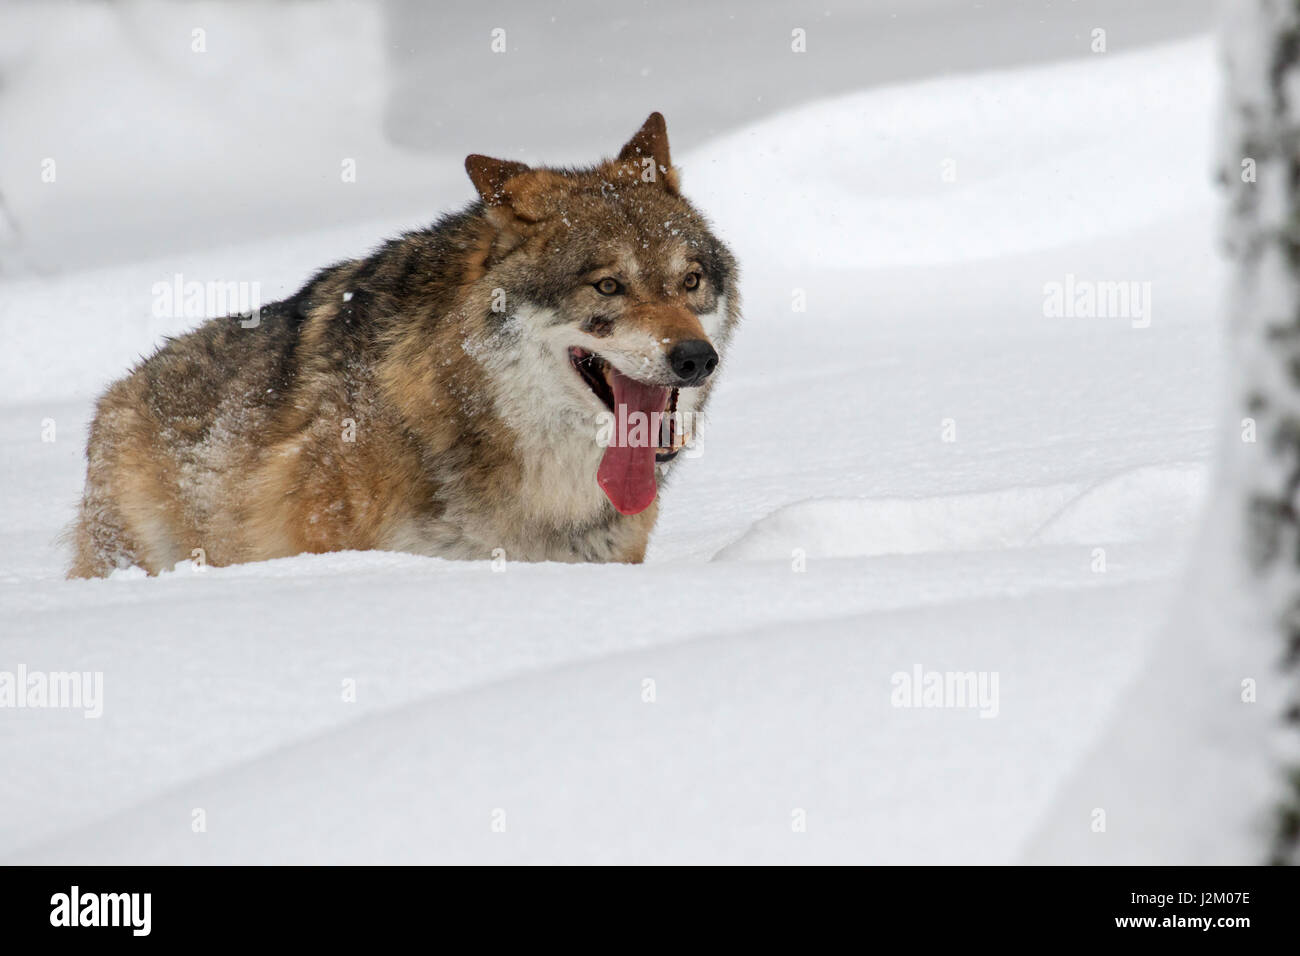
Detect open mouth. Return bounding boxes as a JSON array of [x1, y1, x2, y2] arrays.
[[569, 348, 684, 463], [569, 347, 690, 516]]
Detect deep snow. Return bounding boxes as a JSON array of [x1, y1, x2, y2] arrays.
[[0, 33, 1237, 862]]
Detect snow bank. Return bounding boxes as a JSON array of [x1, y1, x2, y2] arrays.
[[683, 40, 1216, 271], [714, 464, 1207, 561], [11, 584, 1168, 865]]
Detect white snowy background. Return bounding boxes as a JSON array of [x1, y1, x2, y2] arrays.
[[0, 1, 1251, 863]]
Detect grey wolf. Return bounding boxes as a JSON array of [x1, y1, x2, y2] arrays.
[[69, 113, 740, 576]]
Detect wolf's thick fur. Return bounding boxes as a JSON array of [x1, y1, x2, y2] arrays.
[[69, 114, 739, 577]]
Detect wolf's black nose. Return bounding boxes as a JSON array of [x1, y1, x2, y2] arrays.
[[669, 340, 718, 386]]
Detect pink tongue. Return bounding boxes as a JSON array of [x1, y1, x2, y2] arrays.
[[597, 367, 670, 515]]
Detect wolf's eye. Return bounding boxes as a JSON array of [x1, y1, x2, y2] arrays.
[[683, 272, 701, 290], [594, 277, 623, 296]]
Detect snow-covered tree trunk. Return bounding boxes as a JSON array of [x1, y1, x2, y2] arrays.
[[1221, 0, 1300, 865], [1023, 2, 1299, 864]]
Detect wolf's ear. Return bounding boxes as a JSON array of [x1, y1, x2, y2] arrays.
[[617, 112, 680, 192], [466, 155, 531, 207], [466, 154, 570, 226]]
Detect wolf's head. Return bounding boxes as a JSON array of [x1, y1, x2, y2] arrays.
[[461, 113, 739, 516]]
